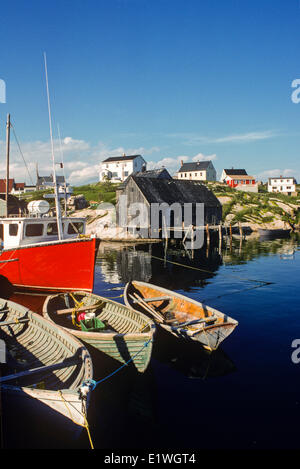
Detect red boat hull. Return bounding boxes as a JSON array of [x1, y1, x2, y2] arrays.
[[0, 237, 99, 292]]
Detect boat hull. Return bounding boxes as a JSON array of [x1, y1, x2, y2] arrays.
[[0, 237, 100, 292], [0, 298, 94, 440], [124, 281, 238, 351], [43, 291, 156, 373], [258, 228, 291, 239]]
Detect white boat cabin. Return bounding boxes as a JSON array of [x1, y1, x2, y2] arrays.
[[0, 217, 86, 250]]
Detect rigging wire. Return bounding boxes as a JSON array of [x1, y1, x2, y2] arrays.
[[10, 122, 35, 186]]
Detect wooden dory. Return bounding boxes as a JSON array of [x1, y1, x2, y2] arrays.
[[124, 281, 238, 351], [0, 298, 94, 430], [42, 291, 156, 373]]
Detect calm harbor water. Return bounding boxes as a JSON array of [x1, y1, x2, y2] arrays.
[[2, 233, 300, 449]]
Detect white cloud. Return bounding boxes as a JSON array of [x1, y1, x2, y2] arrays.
[[0, 137, 161, 186], [167, 130, 279, 145], [258, 168, 300, 182], [147, 153, 217, 174]]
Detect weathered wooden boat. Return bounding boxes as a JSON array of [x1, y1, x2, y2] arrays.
[[0, 298, 94, 433], [42, 291, 156, 373], [258, 228, 291, 239], [124, 281, 238, 351]]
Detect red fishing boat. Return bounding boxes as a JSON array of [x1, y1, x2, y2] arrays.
[[0, 215, 100, 292], [0, 57, 100, 293]]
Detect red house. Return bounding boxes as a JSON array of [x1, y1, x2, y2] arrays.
[[220, 169, 257, 189]]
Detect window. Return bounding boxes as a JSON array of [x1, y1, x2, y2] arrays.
[[9, 224, 18, 236], [124, 171, 128, 176], [67, 222, 84, 234], [47, 223, 65, 235], [195, 173, 197, 177], [25, 224, 44, 237]]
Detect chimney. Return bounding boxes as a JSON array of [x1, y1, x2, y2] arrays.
[[181, 160, 184, 166]]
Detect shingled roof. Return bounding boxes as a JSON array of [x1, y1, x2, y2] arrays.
[[178, 161, 211, 172], [134, 168, 172, 179], [223, 169, 248, 176], [131, 176, 221, 208], [102, 154, 142, 163]]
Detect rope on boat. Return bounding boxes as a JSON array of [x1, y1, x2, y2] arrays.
[[56, 339, 152, 449], [0, 248, 18, 270], [58, 390, 94, 449]]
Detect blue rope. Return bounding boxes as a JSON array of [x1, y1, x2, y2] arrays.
[[88, 338, 152, 390]]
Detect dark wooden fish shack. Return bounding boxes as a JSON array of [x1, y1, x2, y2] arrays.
[[116, 169, 222, 239]]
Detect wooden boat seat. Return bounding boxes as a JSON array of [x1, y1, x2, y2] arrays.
[[132, 296, 171, 304], [172, 316, 218, 329]]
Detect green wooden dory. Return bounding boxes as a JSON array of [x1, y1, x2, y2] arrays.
[[0, 297, 93, 429], [42, 291, 156, 373]]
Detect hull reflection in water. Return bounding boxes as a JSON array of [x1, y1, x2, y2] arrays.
[[153, 327, 236, 379]]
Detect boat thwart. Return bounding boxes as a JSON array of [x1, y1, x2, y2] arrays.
[[124, 281, 238, 351], [0, 298, 94, 431], [43, 291, 156, 373]]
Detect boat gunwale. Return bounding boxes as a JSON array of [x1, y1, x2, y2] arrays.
[[0, 298, 93, 393], [42, 291, 156, 341], [124, 280, 238, 326]]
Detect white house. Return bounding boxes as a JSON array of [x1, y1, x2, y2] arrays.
[[99, 154, 147, 183], [268, 176, 297, 196], [176, 160, 216, 181]]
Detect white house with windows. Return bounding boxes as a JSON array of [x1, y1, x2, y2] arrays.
[[176, 160, 216, 181], [268, 176, 297, 196], [99, 154, 147, 183]]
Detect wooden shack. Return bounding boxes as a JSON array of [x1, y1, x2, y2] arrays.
[[116, 169, 222, 238], [0, 194, 27, 217]]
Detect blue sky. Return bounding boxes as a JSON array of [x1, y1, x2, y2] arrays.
[[0, 0, 300, 185]]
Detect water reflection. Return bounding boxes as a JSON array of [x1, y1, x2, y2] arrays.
[[153, 328, 236, 379], [96, 241, 223, 291], [96, 233, 300, 291]]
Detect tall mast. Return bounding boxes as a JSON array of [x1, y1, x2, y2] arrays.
[[58, 124, 67, 216], [43, 52, 63, 240], [5, 113, 10, 218]]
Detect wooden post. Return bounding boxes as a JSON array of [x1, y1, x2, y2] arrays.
[[5, 113, 10, 218], [238, 223, 243, 238], [218, 224, 222, 254], [206, 224, 210, 244]]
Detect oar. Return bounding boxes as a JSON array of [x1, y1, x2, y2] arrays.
[[0, 357, 80, 383], [56, 304, 102, 315], [0, 318, 29, 327], [130, 293, 165, 323], [172, 316, 217, 329]]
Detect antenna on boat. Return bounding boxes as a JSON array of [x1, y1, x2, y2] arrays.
[[57, 124, 67, 216], [43, 52, 63, 240], [5, 113, 11, 218]]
